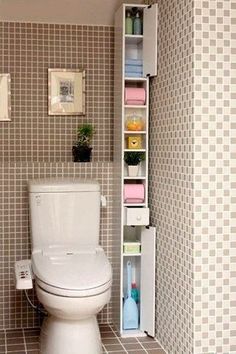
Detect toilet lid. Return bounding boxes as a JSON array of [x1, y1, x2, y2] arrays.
[[32, 247, 112, 296]]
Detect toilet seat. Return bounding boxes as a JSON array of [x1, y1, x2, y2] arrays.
[[32, 247, 112, 298]]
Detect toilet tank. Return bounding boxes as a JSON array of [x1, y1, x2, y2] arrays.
[[28, 179, 101, 252]]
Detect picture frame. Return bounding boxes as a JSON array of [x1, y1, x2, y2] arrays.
[[0, 74, 11, 121], [48, 69, 85, 115]]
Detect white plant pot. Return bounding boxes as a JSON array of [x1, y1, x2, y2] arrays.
[[128, 165, 139, 177]]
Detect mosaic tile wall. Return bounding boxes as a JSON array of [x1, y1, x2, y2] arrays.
[[144, 0, 195, 353], [193, 1, 236, 353], [0, 21, 115, 331], [0, 162, 114, 330], [0, 22, 114, 162], [146, 0, 235, 353]]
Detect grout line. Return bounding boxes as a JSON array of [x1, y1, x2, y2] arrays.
[[136, 337, 149, 354], [22, 329, 28, 354], [109, 325, 128, 354], [4, 330, 7, 354]]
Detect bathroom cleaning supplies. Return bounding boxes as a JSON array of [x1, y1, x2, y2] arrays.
[[131, 283, 140, 304], [123, 261, 139, 330], [125, 11, 133, 34]]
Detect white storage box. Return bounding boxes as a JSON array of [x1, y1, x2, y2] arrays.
[[124, 207, 149, 226]]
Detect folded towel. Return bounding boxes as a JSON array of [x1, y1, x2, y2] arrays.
[[125, 65, 143, 73], [125, 72, 143, 78], [125, 59, 143, 66]]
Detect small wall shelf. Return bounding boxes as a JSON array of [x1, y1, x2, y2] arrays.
[[114, 2, 158, 339], [124, 131, 146, 134], [124, 105, 147, 109]]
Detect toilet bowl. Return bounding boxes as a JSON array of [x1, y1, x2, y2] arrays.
[[33, 247, 112, 354], [28, 179, 112, 354]]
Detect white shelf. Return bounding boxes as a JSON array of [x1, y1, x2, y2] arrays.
[[114, 2, 157, 338], [123, 253, 142, 257], [123, 203, 146, 207], [124, 130, 146, 134], [124, 176, 146, 180], [125, 77, 147, 82], [121, 329, 147, 338], [124, 149, 146, 152], [125, 105, 147, 109], [125, 34, 143, 44]]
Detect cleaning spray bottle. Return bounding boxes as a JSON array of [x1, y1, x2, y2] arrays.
[[131, 282, 140, 304]]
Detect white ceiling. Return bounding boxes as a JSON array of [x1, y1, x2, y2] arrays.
[[0, 0, 142, 25]]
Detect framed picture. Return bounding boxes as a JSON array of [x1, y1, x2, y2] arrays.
[[48, 69, 85, 115], [0, 74, 11, 121]]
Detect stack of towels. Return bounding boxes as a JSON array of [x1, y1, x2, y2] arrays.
[[125, 59, 143, 78]]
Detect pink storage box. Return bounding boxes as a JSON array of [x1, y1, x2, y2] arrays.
[[124, 184, 145, 204], [125, 87, 146, 106]]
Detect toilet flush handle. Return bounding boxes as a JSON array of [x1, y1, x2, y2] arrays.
[[101, 195, 107, 208]]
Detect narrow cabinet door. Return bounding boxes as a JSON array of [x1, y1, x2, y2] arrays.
[[143, 4, 158, 77], [140, 226, 156, 337]]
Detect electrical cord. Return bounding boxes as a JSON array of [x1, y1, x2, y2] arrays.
[[24, 290, 48, 316]]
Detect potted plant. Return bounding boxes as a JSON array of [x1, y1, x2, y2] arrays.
[[124, 151, 145, 177], [72, 124, 95, 162]]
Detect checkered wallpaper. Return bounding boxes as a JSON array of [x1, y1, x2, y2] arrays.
[[145, 0, 236, 353], [194, 1, 236, 353]]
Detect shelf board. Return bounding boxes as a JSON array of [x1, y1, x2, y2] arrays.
[[124, 105, 147, 109], [124, 77, 147, 82], [123, 253, 141, 257], [124, 203, 146, 207], [124, 149, 146, 152], [124, 176, 146, 180], [121, 329, 147, 338], [124, 130, 146, 134], [125, 34, 143, 44]]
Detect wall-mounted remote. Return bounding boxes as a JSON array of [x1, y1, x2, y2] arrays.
[[15, 260, 33, 290]]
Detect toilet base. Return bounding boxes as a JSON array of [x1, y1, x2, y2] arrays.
[[40, 315, 102, 354]]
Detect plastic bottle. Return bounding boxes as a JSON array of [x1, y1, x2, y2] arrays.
[[131, 282, 140, 304], [125, 11, 133, 35], [133, 11, 142, 35]]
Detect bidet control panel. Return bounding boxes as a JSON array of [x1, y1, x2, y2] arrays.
[[15, 260, 33, 290]]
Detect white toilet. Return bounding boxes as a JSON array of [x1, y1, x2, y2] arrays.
[[28, 178, 112, 354]]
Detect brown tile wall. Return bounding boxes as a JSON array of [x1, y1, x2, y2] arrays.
[[0, 21, 115, 330], [0, 22, 114, 162], [0, 162, 114, 330]]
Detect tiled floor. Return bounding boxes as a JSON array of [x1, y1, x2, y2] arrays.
[[0, 324, 165, 354]]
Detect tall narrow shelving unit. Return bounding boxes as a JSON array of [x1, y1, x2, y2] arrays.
[[114, 3, 158, 338]]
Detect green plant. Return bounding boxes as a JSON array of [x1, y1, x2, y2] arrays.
[[75, 124, 94, 147], [124, 151, 145, 166]]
